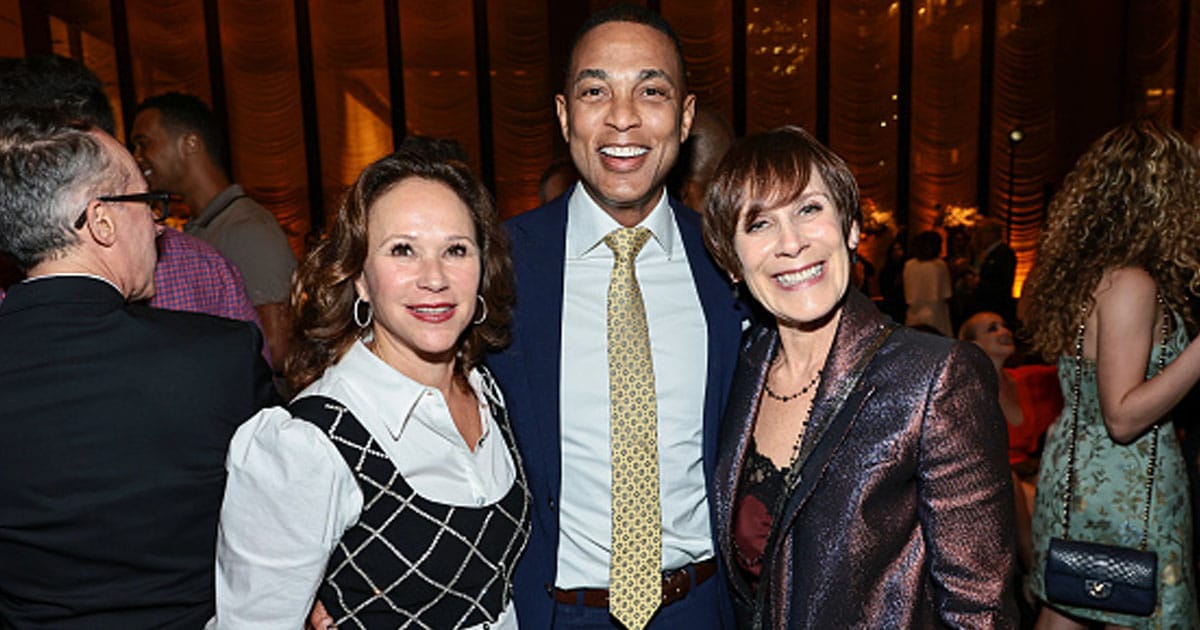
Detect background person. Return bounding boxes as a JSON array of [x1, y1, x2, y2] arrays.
[[131, 92, 296, 370], [702, 126, 1017, 628], [0, 109, 275, 628], [0, 55, 262, 336], [1023, 118, 1200, 629], [213, 150, 528, 629], [904, 228, 953, 336]]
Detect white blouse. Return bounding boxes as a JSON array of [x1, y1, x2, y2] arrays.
[[210, 340, 519, 629]]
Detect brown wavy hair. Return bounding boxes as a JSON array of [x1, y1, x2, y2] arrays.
[[1023, 118, 1200, 359], [285, 150, 513, 393]]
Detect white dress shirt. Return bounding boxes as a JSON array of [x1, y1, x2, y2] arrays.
[[556, 187, 712, 589], [211, 341, 519, 629]]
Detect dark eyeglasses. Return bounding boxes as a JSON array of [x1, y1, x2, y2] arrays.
[[74, 191, 173, 229]]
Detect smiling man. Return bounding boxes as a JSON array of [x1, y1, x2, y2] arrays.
[[487, 6, 744, 629], [130, 93, 296, 371]]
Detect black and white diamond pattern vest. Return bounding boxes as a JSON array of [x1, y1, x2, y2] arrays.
[[289, 372, 530, 630]]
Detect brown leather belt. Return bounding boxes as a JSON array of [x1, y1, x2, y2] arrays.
[[552, 559, 717, 608]]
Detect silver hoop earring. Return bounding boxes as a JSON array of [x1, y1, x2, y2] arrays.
[[353, 296, 372, 328], [473, 294, 488, 325]]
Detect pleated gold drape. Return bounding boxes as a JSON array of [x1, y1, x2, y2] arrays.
[[1124, 0, 1181, 123], [310, 0, 393, 229], [830, 1, 900, 219], [662, 0, 734, 122], [0, 0, 24, 57], [47, 0, 126, 140], [744, 0, 817, 135], [400, 1, 481, 173], [991, 0, 1056, 298], [126, 0, 209, 105], [218, 1, 310, 258], [18, 0, 1200, 278], [909, 1, 982, 237], [1187, 5, 1200, 142], [487, 1, 557, 218]]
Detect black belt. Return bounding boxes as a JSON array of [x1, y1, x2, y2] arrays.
[[553, 559, 718, 608]]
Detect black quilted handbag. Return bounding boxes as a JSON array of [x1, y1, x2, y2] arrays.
[[1043, 313, 1163, 617], [1045, 538, 1156, 615]]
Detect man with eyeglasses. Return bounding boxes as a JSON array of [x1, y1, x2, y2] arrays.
[[0, 54, 264, 354], [131, 92, 297, 373], [0, 109, 277, 628]]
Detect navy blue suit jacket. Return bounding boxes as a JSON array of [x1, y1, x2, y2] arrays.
[[487, 191, 744, 628]]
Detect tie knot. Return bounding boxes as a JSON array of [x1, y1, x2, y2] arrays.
[[604, 227, 652, 263]]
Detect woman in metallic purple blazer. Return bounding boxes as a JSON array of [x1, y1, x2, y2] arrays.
[[701, 126, 1018, 629]]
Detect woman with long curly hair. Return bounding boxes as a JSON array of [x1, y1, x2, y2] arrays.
[[211, 149, 529, 629], [1024, 118, 1200, 629]]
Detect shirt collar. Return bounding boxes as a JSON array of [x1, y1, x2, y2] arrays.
[[24, 272, 122, 295], [191, 184, 246, 229], [565, 185, 677, 260], [335, 340, 489, 443]]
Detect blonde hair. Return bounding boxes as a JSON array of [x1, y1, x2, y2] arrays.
[[1024, 118, 1200, 358]]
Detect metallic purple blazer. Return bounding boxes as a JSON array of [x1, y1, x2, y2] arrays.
[[714, 290, 1019, 629]]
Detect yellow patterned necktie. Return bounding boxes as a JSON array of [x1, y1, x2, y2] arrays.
[[603, 226, 661, 630]]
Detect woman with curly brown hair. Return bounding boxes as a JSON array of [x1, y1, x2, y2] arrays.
[[211, 150, 529, 629], [1024, 119, 1200, 629]]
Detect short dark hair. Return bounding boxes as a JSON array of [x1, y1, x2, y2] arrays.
[[135, 92, 226, 169], [0, 110, 114, 269], [286, 149, 514, 392], [397, 135, 469, 164], [912, 230, 943, 261], [702, 126, 861, 279], [0, 54, 116, 135], [564, 4, 688, 93]]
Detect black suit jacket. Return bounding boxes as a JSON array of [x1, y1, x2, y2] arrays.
[[973, 242, 1017, 322], [0, 276, 276, 629]]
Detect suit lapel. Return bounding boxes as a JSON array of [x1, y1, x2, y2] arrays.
[[672, 200, 744, 481], [713, 326, 775, 596], [776, 291, 893, 531], [509, 201, 569, 498]]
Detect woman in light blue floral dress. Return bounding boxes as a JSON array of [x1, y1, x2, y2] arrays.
[[1023, 119, 1200, 630]]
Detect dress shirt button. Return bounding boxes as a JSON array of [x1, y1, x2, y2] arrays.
[[477, 496, 486, 506]]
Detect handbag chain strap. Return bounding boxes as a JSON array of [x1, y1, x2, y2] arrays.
[[1060, 296, 1167, 550]]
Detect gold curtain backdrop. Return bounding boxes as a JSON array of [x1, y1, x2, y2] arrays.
[[0, 1, 23, 56], [310, 0, 392, 229], [219, 0, 311, 257], [744, 0, 817, 135], [663, 0, 734, 122], [10, 0, 1199, 299], [1188, 5, 1200, 141], [830, 1, 899, 219], [400, 0, 481, 175], [126, 0, 210, 104], [1125, 0, 1181, 123], [487, 0, 557, 218], [910, 0, 982, 237], [990, 0, 1056, 299]]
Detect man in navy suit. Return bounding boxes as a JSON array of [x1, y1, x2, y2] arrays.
[[487, 6, 743, 629], [0, 111, 276, 628]]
